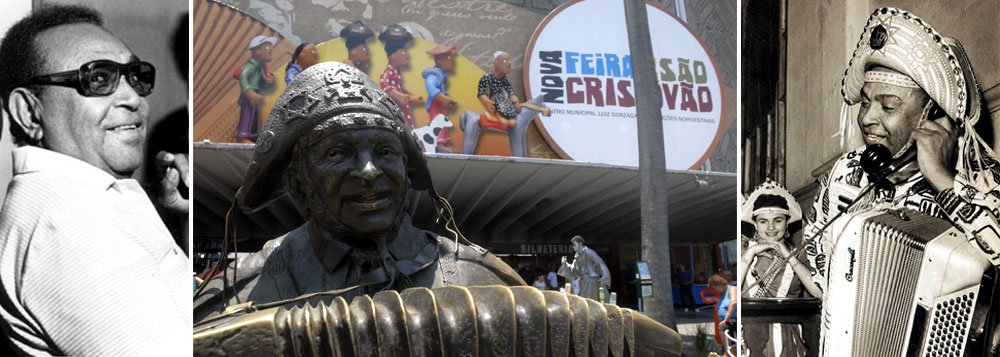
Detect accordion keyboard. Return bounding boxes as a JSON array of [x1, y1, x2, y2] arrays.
[[823, 208, 991, 356]]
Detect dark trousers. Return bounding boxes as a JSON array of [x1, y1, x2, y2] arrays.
[[236, 104, 259, 141], [679, 284, 695, 309]]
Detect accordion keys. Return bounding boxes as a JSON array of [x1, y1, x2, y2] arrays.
[[822, 208, 994, 356]]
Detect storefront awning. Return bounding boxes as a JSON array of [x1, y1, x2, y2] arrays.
[[194, 143, 736, 248]]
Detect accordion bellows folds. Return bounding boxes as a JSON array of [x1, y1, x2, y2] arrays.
[[823, 208, 997, 356], [193, 285, 682, 356]]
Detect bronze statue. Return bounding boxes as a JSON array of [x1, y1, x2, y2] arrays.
[[559, 235, 612, 302], [193, 62, 524, 322], [193, 62, 682, 356]]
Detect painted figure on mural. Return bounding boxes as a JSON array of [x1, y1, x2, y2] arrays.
[[339, 20, 374, 74], [422, 44, 459, 153], [478, 51, 520, 129], [236, 35, 276, 143], [284, 42, 317, 85], [193, 62, 525, 322], [803, 7, 1000, 291], [379, 24, 422, 128], [476, 51, 548, 130], [740, 181, 819, 357], [0, 5, 189, 355], [558, 235, 611, 302]]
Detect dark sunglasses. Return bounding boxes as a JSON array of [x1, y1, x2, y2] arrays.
[[22, 59, 155, 97]]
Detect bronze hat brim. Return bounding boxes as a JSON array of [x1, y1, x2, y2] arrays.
[[235, 62, 432, 214]]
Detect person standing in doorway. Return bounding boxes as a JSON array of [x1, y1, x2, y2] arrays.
[[559, 235, 611, 301], [677, 264, 695, 312]]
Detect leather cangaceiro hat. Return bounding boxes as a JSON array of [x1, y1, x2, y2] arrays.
[[340, 20, 374, 50], [379, 24, 413, 44], [426, 44, 457, 56], [235, 62, 432, 213], [379, 24, 413, 56]]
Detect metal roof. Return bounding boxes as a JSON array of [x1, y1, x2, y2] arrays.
[[193, 143, 736, 248]]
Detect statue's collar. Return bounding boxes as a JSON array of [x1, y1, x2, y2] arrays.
[[306, 214, 432, 273]]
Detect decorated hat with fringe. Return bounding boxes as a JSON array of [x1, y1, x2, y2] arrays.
[[841, 7, 975, 123], [837, 8, 998, 196], [740, 180, 802, 225]]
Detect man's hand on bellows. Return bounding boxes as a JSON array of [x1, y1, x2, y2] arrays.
[[156, 151, 190, 214]]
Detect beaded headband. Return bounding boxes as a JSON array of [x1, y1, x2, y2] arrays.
[[752, 207, 790, 217], [864, 70, 919, 88]]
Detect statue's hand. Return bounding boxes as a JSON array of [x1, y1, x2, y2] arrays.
[[246, 90, 263, 106]]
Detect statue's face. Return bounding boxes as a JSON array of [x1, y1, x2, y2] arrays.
[[389, 48, 410, 69], [436, 53, 455, 72], [494, 53, 512, 76], [253, 42, 273, 63], [298, 44, 318, 70], [304, 127, 408, 236], [349, 44, 370, 70]]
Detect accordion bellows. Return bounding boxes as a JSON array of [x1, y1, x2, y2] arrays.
[[823, 208, 995, 356], [193, 285, 682, 356]]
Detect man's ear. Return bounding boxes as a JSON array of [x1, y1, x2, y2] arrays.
[[8, 88, 44, 142]]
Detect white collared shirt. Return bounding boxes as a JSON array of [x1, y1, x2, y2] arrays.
[[0, 146, 190, 356]]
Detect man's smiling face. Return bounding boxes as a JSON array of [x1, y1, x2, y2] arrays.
[[857, 67, 931, 155], [34, 23, 149, 178]]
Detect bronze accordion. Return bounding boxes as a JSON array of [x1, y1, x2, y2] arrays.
[[822, 208, 998, 356], [193, 285, 682, 356]]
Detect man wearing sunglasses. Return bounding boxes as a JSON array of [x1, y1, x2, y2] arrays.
[[0, 5, 190, 356]]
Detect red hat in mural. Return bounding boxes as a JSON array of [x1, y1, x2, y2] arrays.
[[426, 44, 457, 56]]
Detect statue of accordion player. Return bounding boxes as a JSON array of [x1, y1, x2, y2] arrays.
[[191, 62, 682, 356], [802, 7, 1000, 357]]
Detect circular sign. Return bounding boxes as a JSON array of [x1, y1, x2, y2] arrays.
[[524, 0, 725, 169]]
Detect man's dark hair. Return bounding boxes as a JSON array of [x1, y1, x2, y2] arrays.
[[0, 5, 103, 143], [571, 236, 585, 245], [171, 13, 188, 80]]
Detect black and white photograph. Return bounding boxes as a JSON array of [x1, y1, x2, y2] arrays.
[[4, 0, 995, 355], [0, 0, 190, 355], [742, 0, 999, 356]]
